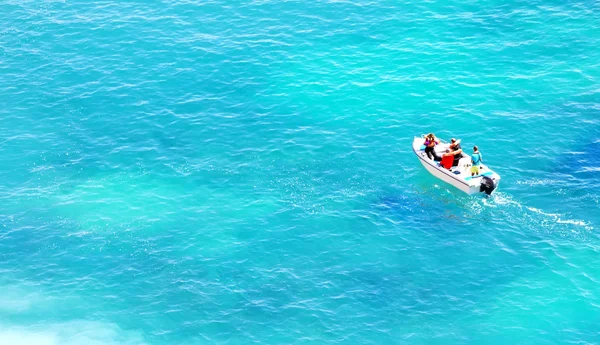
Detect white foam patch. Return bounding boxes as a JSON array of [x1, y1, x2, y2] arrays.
[[477, 193, 594, 232], [526, 206, 559, 218], [0, 284, 47, 313], [555, 218, 591, 227], [515, 179, 564, 186], [0, 321, 147, 345], [526, 206, 593, 230], [486, 192, 523, 208]]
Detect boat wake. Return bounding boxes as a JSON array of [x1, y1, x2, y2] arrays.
[[477, 192, 595, 234]]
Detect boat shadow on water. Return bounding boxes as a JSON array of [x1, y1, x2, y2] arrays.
[[374, 187, 477, 227], [356, 190, 549, 327]]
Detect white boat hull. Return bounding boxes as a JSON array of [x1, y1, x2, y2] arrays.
[[413, 136, 500, 195]]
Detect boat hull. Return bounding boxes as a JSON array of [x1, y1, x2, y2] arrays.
[[417, 157, 482, 195]]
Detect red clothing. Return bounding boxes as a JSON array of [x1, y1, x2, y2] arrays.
[[441, 155, 453, 169]]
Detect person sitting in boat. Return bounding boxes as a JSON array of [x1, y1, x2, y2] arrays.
[[440, 148, 454, 169], [442, 138, 463, 167], [423, 133, 441, 161]]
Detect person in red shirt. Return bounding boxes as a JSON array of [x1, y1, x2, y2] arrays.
[[441, 138, 463, 169]]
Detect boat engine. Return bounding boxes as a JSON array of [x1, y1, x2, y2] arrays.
[[479, 176, 497, 195]]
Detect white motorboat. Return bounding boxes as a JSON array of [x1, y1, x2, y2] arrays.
[[412, 136, 501, 195]]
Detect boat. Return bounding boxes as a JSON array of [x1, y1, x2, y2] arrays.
[[412, 136, 501, 195]]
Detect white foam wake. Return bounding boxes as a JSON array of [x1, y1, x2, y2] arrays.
[[473, 192, 594, 232]]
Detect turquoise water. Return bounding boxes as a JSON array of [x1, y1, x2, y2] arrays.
[[1, 0, 600, 344]]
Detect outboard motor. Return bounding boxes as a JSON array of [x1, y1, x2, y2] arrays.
[[480, 176, 497, 195]]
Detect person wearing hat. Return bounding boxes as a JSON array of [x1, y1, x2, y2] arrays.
[[442, 138, 463, 167]]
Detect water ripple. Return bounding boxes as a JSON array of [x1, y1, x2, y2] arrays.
[[1, 0, 600, 344]]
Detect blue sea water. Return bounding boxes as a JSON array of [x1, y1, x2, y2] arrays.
[[1, 0, 600, 344]]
